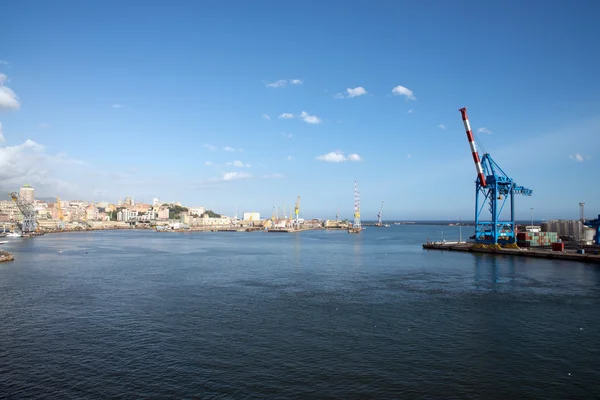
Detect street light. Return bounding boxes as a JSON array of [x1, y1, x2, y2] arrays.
[[530, 208, 534, 228]]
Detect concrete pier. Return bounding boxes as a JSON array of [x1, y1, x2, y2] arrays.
[[423, 242, 600, 263]]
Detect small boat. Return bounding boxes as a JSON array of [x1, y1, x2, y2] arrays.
[[6, 232, 21, 238], [0, 240, 7, 244]]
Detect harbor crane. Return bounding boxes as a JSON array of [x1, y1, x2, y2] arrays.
[[10, 191, 37, 234], [294, 196, 300, 229], [459, 107, 532, 244], [377, 202, 383, 225]]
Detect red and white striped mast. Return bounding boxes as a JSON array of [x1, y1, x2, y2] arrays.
[[459, 107, 487, 187], [353, 181, 361, 229]]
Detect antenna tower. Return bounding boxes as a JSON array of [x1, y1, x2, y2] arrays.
[[353, 181, 361, 229]]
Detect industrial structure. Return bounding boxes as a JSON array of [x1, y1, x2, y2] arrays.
[[294, 196, 300, 229], [349, 181, 362, 233], [374, 201, 389, 227], [9, 190, 37, 234], [583, 215, 600, 245], [459, 107, 532, 244]]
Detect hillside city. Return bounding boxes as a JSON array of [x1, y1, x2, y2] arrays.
[[1, 184, 334, 233]]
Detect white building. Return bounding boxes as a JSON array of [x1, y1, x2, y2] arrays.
[[196, 216, 231, 226], [117, 209, 138, 222], [243, 212, 260, 221], [19, 185, 35, 203], [189, 206, 205, 217], [152, 198, 160, 207]]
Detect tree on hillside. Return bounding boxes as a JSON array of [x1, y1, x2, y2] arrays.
[[202, 210, 221, 218], [168, 205, 189, 219]]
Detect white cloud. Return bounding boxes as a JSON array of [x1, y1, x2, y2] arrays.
[[438, 124, 446, 130], [232, 160, 251, 168], [407, 154, 412, 159], [267, 79, 302, 88], [286, 155, 294, 161], [407, 109, 414, 114], [281, 132, 293, 139], [336, 86, 367, 99], [317, 151, 346, 163], [279, 113, 294, 119], [316, 150, 361, 163], [0, 122, 5, 143], [266, 79, 287, 88], [0, 74, 20, 111], [222, 171, 252, 181], [223, 146, 235, 152], [392, 85, 416, 100], [112, 104, 123, 108], [0, 139, 86, 196], [264, 173, 285, 179], [570, 153, 591, 162], [39, 122, 50, 129], [477, 127, 492, 134], [0, 60, 8, 66], [203, 144, 217, 151], [262, 114, 271, 120], [238, 148, 244, 152], [204, 161, 214, 166], [300, 111, 321, 124]]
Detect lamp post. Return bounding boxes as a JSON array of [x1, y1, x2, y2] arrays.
[[530, 208, 534, 229]]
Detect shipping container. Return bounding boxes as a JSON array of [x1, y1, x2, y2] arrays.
[[552, 242, 564, 251]]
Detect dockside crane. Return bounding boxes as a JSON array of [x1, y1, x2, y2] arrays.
[[294, 196, 300, 229], [376, 202, 384, 226], [459, 107, 532, 244], [10, 191, 37, 234]]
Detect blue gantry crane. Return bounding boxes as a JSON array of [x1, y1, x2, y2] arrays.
[[459, 108, 532, 244]]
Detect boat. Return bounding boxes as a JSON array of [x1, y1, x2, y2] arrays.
[[0, 240, 7, 244], [6, 232, 21, 238], [348, 181, 363, 234]]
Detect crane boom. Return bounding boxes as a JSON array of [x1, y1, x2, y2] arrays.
[[9, 191, 37, 234], [459, 107, 487, 187]]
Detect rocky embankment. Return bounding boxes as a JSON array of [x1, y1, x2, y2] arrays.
[[0, 250, 14, 262]]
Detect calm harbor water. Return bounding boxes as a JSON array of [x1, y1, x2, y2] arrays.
[[1, 226, 599, 399]]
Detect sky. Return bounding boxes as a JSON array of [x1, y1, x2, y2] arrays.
[[1, 0, 599, 220]]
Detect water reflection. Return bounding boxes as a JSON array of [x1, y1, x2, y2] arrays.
[[293, 233, 301, 269], [352, 234, 362, 269], [473, 254, 499, 290]]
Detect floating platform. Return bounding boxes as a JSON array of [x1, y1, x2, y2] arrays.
[[423, 242, 600, 263]]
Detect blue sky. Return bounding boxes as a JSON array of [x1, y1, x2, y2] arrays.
[[1, 0, 599, 220]]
